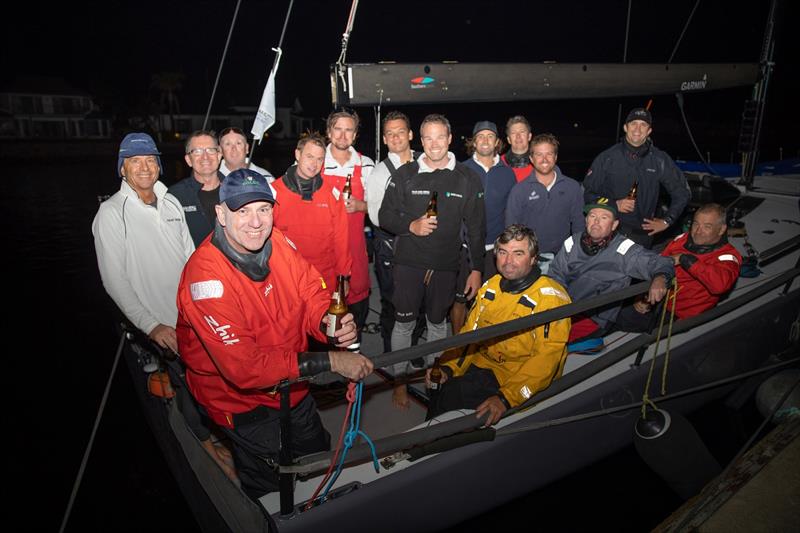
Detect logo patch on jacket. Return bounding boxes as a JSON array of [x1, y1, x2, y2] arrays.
[[204, 315, 239, 345], [190, 280, 224, 300]]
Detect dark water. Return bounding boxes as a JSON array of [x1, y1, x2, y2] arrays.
[[8, 143, 766, 533]]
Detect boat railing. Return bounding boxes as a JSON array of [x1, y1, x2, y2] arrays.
[[290, 264, 800, 477]]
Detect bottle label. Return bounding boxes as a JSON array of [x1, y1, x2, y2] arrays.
[[326, 313, 339, 338], [429, 381, 439, 391]]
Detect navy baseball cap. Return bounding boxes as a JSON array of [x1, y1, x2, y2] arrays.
[[117, 132, 162, 177], [625, 107, 652, 126], [220, 168, 276, 210], [472, 120, 498, 136]]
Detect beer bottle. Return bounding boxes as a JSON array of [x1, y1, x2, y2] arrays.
[[627, 180, 638, 200], [428, 356, 443, 391], [426, 191, 438, 218], [342, 174, 353, 201], [326, 275, 348, 343]]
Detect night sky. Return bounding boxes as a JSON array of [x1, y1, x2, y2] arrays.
[[4, 0, 797, 130]]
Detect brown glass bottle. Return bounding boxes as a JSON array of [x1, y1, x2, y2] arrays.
[[428, 357, 443, 391], [342, 174, 353, 201], [426, 191, 438, 218], [326, 275, 348, 342], [627, 180, 638, 200]]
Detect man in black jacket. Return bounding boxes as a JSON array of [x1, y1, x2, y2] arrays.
[[583, 108, 690, 248], [379, 113, 486, 408]]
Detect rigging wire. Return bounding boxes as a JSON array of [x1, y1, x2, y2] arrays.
[[248, 0, 296, 162], [373, 89, 383, 164], [336, 0, 360, 94], [202, 0, 243, 131], [59, 329, 127, 533], [668, 0, 702, 64], [669, 0, 718, 174], [615, 0, 633, 138]]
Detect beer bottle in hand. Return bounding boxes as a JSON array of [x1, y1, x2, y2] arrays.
[[429, 357, 443, 391], [326, 275, 348, 344], [426, 191, 438, 218], [342, 174, 353, 201], [627, 180, 638, 200]]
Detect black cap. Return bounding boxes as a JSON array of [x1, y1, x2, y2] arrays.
[[625, 107, 652, 126]]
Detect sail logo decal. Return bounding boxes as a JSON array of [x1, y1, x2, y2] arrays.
[[410, 76, 434, 89], [204, 315, 239, 346], [680, 74, 707, 91]]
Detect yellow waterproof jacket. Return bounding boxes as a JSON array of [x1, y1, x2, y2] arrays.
[[442, 274, 571, 407]]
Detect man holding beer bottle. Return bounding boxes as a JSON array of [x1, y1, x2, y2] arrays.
[[426, 225, 572, 426], [176, 169, 373, 500], [379, 113, 486, 409], [583, 107, 690, 248], [322, 109, 375, 338]]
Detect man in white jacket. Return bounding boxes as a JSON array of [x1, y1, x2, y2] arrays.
[[92, 133, 239, 484], [92, 132, 195, 351]]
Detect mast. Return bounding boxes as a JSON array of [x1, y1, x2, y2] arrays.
[[740, 0, 779, 188]]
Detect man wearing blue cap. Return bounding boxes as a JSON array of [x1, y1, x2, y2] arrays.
[[176, 168, 374, 499], [93, 134, 243, 483], [452, 120, 516, 334], [93, 132, 195, 352]]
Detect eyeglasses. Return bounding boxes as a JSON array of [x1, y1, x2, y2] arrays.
[[187, 147, 221, 156]]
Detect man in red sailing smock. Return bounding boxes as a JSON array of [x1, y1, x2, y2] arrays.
[[271, 132, 352, 295], [634, 203, 742, 319], [176, 168, 373, 499]]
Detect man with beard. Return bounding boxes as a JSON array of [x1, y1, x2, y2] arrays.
[[426, 225, 571, 426], [322, 109, 375, 344], [505, 133, 584, 274], [451, 120, 516, 335]]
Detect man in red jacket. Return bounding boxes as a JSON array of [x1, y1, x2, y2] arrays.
[[272, 132, 352, 295], [634, 203, 741, 320], [176, 168, 373, 500]]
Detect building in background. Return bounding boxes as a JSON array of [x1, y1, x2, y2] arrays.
[[0, 77, 112, 139]]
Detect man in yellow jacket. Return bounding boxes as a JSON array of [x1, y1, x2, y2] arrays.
[[427, 224, 572, 425]]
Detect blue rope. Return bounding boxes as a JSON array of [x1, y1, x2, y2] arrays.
[[321, 382, 380, 500]]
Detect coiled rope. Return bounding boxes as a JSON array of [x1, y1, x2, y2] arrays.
[[304, 381, 378, 509]]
